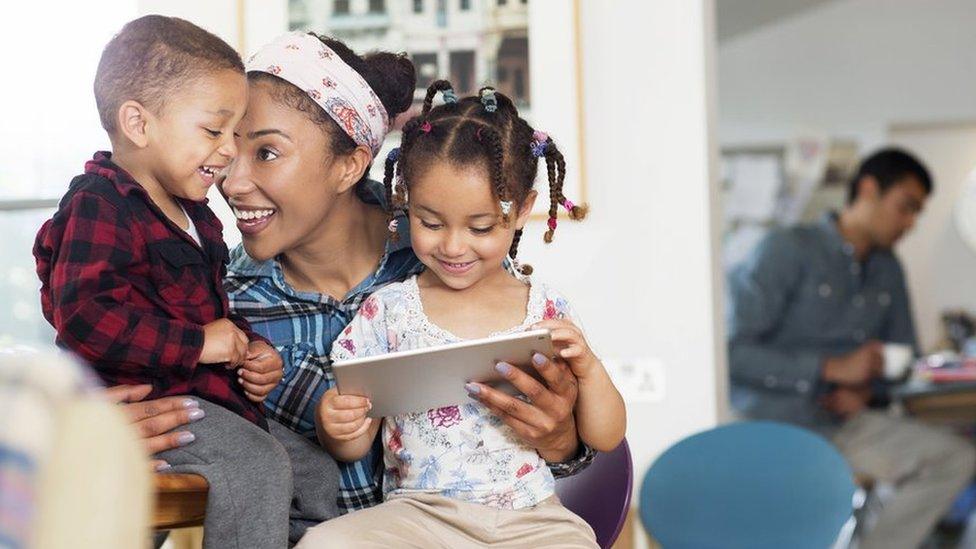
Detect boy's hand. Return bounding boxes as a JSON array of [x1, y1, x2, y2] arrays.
[[318, 387, 372, 441], [199, 319, 249, 366], [532, 319, 601, 380], [238, 340, 283, 402]]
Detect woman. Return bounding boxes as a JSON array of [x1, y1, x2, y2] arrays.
[[119, 31, 591, 541]]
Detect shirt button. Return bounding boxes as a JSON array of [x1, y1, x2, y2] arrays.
[[878, 292, 891, 306], [819, 283, 832, 298], [852, 295, 865, 308], [764, 376, 777, 388], [853, 329, 866, 342], [795, 380, 811, 393]]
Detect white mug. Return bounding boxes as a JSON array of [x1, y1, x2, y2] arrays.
[[883, 343, 914, 380]]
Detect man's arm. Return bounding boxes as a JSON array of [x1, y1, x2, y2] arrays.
[[727, 230, 824, 395]]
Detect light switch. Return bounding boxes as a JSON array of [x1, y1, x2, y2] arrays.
[[603, 357, 665, 403]]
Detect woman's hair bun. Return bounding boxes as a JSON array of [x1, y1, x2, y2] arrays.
[[362, 51, 416, 118]]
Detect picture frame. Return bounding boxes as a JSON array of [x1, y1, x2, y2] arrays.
[[241, 0, 587, 220]]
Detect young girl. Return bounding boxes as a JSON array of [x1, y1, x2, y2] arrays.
[[299, 81, 626, 548]]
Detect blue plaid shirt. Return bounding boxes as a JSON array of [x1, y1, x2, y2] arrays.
[[224, 182, 593, 513]]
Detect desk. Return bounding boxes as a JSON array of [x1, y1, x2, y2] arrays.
[[894, 380, 976, 427]]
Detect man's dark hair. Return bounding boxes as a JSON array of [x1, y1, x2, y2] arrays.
[[847, 147, 933, 204], [94, 15, 244, 134]]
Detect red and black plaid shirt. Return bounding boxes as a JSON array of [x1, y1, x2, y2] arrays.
[[34, 152, 266, 427]]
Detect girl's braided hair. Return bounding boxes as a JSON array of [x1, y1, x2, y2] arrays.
[[384, 80, 587, 275]]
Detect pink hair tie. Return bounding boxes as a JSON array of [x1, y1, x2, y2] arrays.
[[547, 218, 558, 231], [562, 199, 575, 211], [420, 121, 432, 133], [533, 130, 549, 143]]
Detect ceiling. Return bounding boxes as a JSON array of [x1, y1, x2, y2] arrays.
[[716, 0, 839, 43]]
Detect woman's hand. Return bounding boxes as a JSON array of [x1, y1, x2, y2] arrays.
[[465, 352, 581, 462], [103, 384, 204, 472]]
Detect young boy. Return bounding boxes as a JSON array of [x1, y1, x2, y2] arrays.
[[33, 15, 290, 548]]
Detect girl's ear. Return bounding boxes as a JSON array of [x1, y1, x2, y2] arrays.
[[515, 190, 537, 230], [336, 144, 373, 194], [117, 100, 152, 148]]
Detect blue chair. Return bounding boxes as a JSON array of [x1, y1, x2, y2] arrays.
[[639, 421, 855, 549]]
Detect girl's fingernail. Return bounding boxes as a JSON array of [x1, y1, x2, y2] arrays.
[[495, 362, 512, 375], [155, 461, 172, 472], [532, 353, 547, 366], [238, 377, 244, 385], [182, 398, 199, 408], [176, 432, 196, 446], [367, 400, 373, 410], [465, 382, 481, 395], [238, 368, 244, 375], [188, 408, 206, 422]]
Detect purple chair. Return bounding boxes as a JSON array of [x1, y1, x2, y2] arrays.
[[555, 439, 633, 549]]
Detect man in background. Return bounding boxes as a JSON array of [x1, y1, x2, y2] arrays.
[[727, 148, 975, 549]]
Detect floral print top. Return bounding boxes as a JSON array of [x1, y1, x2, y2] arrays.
[[330, 275, 580, 510]]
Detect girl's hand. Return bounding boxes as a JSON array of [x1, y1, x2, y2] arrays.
[[318, 387, 373, 441], [532, 319, 601, 380], [237, 340, 284, 402]]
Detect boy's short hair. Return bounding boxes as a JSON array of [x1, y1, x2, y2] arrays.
[[847, 147, 933, 204], [94, 15, 244, 134]]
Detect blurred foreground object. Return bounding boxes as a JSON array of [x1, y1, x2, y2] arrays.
[[0, 346, 150, 548]]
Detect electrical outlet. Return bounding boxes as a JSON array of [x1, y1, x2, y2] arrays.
[[603, 357, 665, 403]]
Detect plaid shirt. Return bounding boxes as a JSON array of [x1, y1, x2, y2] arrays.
[[225, 181, 595, 513], [33, 152, 266, 427]]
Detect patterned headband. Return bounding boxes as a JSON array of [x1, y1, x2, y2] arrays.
[[246, 32, 390, 156]]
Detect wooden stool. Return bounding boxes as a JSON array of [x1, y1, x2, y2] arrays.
[[153, 473, 209, 530]]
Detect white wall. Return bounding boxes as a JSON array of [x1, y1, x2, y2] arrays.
[[138, 0, 288, 57], [718, 0, 976, 149], [521, 0, 727, 492], [718, 0, 976, 351], [890, 124, 976, 351]]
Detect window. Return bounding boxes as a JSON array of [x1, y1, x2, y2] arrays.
[[413, 0, 423, 13], [460, 0, 471, 10], [413, 53, 439, 90], [498, 0, 507, 5], [368, 0, 386, 14], [449, 50, 476, 94], [513, 68, 525, 99], [333, 0, 350, 15]]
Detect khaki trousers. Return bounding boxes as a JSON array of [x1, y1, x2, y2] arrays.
[[834, 411, 976, 549], [296, 492, 597, 548]]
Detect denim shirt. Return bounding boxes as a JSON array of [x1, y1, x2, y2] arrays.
[[726, 213, 918, 432]]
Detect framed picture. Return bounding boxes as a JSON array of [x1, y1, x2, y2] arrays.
[[279, 0, 587, 219]]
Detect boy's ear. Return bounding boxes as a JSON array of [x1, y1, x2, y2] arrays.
[[116, 100, 152, 148], [515, 190, 538, 230], [335, 145, 373, 194]]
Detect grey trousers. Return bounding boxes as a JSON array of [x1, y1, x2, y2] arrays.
[[833, 411, 976, 549], [156, 399, 292, 549], [268, 420, 341, 543]]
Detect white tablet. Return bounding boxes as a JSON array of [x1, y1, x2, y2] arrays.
[[333, 329, 553, 417]]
